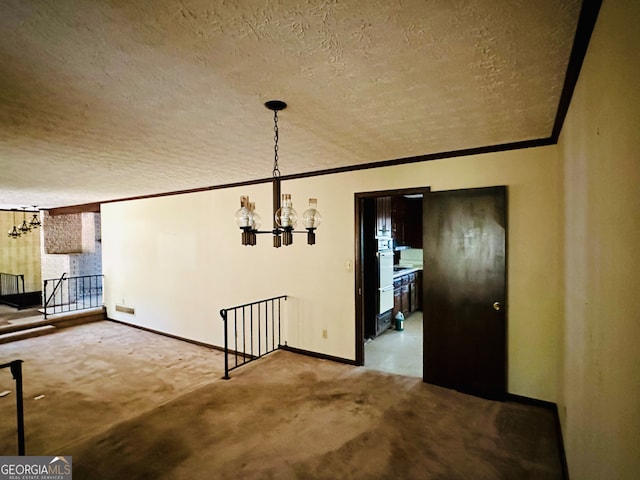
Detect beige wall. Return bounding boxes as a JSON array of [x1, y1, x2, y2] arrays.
[[558, 0, 640, 478], [0, 210, 42, 292], [102, 143, 562, 402]]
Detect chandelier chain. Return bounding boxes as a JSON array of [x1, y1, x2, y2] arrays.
[[272, 110, 280, 178]]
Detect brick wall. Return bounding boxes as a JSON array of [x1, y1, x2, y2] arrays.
[[44, 212, 83, 254], [41, 212, 102, 285]]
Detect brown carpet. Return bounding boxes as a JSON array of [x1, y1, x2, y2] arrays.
[[0, 322, 563, 479], [0, 306, 42, 325]]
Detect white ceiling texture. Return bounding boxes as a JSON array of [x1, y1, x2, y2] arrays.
[[0, 0, 588, 210]]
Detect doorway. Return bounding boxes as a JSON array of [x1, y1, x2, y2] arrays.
[[355, 187, 428, 377], [355, 186, 508, 399]]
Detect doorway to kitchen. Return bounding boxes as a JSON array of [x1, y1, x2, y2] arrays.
[[356, 185, 508, 399], [355, 187, 428, 378]]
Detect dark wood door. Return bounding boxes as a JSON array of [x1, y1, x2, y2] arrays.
[[423, 186, 507, 399]]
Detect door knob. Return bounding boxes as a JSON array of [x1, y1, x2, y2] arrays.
[[493, 302, 502, 311]]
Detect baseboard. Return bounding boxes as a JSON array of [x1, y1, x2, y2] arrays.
[[506, 393, 569, 480], [106, 317, 223, 352], [505, 392, 557, 409], [280, 344, 357, 366]]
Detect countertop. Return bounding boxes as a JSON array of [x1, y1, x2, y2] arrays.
[[392, 266, 422, 279]]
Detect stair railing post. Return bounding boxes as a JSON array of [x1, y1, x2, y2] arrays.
[[43, 280, 48, 319], [220, 309, 230, 380], [9, 360, 25, 456]]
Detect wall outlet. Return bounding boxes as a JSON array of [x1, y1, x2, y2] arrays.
[[322, 329, 328, 339]]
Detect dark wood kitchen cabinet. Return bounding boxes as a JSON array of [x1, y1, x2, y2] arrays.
[[413, 270, 422, 311], [409, 272, 417, 312], [375, 310, 392, 337], [401, 276, 410, 318], [392, 196, 423, 248], [391, 196, 407, 244], [393, 271, 423, 318], [376, 196, 392, 238], [393, 278, 402, 320], [404, 197, 423, 248]]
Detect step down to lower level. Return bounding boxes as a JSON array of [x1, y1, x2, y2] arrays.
[[0, 307, 106, 344], [46, 307, 106, 328], [0, 325, 56, 344]]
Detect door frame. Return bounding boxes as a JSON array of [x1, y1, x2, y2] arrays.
[[354, 186, 430, 366]]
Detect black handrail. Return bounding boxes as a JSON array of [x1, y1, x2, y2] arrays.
[[220, 295, 287, 379], [44, 272, 67, 308], [43, 274, 104, 319], [1, 360, 25, 455]]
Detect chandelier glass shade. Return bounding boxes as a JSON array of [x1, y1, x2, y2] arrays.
[[235, 101, 321, 247], [302, 198, 322, 229]]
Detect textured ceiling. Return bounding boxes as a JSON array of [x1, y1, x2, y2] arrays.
[[0, 0, 582, 210]]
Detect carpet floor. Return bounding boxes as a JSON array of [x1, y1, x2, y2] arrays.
[[0, 321, 563, 479], [0, 305, 42, 326]]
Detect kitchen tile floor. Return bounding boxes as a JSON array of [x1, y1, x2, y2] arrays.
[[364, 311, 422, 378]]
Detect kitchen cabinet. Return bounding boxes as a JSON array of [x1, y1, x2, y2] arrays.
[[375, 310, 392, 337], [391, 196, 423, 248], [407, 271, 423, 312], [404, 197, 423, 248], [409, 272, 417, 312], [393, 277, 402, 320], [376, 196, 392, 238], [391, 196, 406, 244], [393, 270, 422, 319], [401, 283, 410, 318]]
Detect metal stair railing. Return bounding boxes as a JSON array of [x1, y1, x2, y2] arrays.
[[0, 360, 25, 455], [0, 273, 25, 296], [43, 274, 104, 319], [220, 295, 287, 379], [43, 273, 67, 310]]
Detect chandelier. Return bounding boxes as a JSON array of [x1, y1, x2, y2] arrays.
[[7, 207, 41, 239], [7, 210, 21, 239], [29, 206, 42, 229], [235, 101, 321, 247]]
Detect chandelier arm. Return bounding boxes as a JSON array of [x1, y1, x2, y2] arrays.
[[253, 230, 280, 235]]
